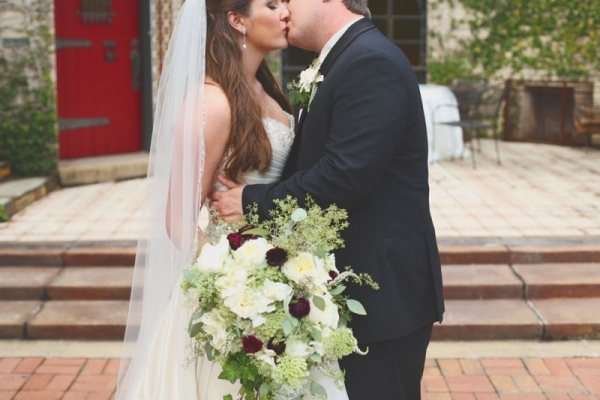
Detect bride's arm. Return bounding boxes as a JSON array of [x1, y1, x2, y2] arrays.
[[166, 84, 232, 247]]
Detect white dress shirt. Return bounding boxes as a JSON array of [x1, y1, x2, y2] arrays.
[[318, 17, 364, 66]]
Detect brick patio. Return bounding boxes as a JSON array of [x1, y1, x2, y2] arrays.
[[1, 356, 599, 399]]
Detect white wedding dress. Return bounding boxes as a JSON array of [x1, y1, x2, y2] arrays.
[[130, 113, 349, 400]]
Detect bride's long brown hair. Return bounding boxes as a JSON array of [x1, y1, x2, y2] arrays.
[[206, 0, 292, 182]]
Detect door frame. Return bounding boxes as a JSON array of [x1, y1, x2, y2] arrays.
[[139, 0, 153, 151]]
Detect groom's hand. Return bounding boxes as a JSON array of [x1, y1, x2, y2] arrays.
[[207, 175, 246, 223]]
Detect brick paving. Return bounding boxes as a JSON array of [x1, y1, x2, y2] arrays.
[[0, 140, 599, 243], [0, 140, 599, 399], [0, 356, 599, 399]]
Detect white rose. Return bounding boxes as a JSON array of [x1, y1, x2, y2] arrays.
[[299, 68, 318, 91], [197, 236, 230, 273], [233, 238, 273, 267], [255, 348, 277, 369], [285, 337, 311, 359], [216, 266, 248, 292], [223, 286, 275, 321], [308, 292, 339, 330], [282, 252, 329, 287], [200, 311, 228, 351], [263, 279, 293, 302]]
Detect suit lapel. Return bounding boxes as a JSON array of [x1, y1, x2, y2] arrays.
[[320, 18, 376, 77]]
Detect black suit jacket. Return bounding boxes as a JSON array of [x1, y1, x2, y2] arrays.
[[243, 18, 444, 344]]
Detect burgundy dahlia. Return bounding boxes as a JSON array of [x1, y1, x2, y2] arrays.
[[267, 339, 286, 355], [266, 247, 288, 266], [227, 232, 245, 250], [289, 298, 310, 319], [328, 270, 339, 281], [242, 335, 263, 354]]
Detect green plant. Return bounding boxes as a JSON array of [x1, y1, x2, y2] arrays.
[[427, 52, 478, 85], [0, 205, 8, 222], [0, 2, 57, 176], [429, 0, 600, 81]]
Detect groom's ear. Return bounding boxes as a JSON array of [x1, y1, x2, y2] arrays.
[[227, 11, 246, 34]]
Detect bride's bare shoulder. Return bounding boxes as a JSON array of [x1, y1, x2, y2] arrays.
[[204, 78, 231, 125]]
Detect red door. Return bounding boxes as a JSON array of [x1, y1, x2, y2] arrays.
[[55, 0, 142, 159]]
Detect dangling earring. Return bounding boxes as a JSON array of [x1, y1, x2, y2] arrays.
[[242, 29, 247, 49]]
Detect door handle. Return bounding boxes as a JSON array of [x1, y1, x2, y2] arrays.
[[103, 40, 116, 63], [130, 39, 141, 91]]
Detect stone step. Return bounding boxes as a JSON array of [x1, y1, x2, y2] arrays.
[[0, 245, 599, 341], [0, 300, 129, 340], [0, 175, 59, 221], [1, 263, 599, 301], [1, 243, 599, 267], [432, 298, 600, 340], [0, 266, 132, 301], [26, 300, 129, 340], [0, 246, 137, 267], [2, 297, 599, 341]]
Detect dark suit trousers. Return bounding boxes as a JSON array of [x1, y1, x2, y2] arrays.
[[339, 324, 433, 399]]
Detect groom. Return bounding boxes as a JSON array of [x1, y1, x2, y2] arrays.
[[209, 0, 444, 398]]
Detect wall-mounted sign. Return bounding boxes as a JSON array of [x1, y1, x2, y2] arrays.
[[2, 37, 30, 49]]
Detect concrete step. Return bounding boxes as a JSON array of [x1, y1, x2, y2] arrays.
[[1, 243, 599, 267], [0, 246, 137, 267], [0, 245, 599, 341], [1, 262, 599, 302], [433, 298, 600, 341], [0, 175, 59, 221], [0, 266, 132, 301], [58, 151, 148, 186], [0, 300, 128, 340]]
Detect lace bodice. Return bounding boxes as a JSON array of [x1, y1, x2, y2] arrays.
[[213, 112, 295, 189]]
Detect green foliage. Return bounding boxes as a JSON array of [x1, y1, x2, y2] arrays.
[[261, 195, 349, 256], [427, 52, 478, 85], [429, 0, 600, 81], [0, 5, 58, 176], [0, 205, 8, 223]]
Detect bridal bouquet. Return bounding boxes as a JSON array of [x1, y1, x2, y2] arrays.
[[182, 196, 378, 400]]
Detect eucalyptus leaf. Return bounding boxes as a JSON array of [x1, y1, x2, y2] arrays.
[[189, 322, 203, 337], [346, 299, 367, 315], [192, 309, 205, 321], [313, 246, 326, 259], [312, 295, 326, 311], [330, 284, 346, 295], [310, 381, 327, 397], [291, 208, 308, 222], [290, 316, 299, 327], [241, 227, 270, 237], [182, 269, 199, 283], [309, 353, 322, 363], [311, 328, 322, 342], [283, 319, 293, 336], [259, 382, 270, 399], [205, 343, 214, 361]]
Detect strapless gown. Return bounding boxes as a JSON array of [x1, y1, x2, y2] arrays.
[[129, 113, 349, 400]]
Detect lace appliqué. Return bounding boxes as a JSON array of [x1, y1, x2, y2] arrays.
[[262, 114, 295, 150]]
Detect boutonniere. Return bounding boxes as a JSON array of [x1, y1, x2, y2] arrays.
[[287, 58, 323, 113]]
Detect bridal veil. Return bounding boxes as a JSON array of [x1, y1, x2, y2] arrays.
[[116, 0, 207, 398]]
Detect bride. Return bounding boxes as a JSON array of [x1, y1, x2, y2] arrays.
[[115, 0, 348, 398]]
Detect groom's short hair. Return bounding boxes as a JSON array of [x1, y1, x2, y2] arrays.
[[342, 0, 371, 18]]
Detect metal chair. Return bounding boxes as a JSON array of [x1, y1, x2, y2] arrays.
[[433, 84, 507, 168], [574, 105, 600, 150]]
